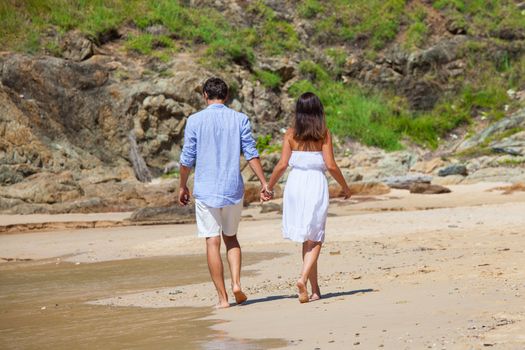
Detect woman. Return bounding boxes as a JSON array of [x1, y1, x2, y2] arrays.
[[266, 92, 352, 303]]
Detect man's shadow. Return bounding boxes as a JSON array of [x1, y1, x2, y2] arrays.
[[240, 288, 375, 306]]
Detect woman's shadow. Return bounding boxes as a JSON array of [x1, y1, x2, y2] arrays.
[[240, 288, 375, 306]]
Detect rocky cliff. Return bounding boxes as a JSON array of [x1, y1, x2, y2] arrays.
[[0, 0, 524, 214]]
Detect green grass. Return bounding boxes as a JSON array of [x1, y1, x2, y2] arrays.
[[324, 48, 347, 77], [404, 3, 428, 49], [432, 0, 525, 37], [125, 34, 173, 55], [1, 0, 522, 152], [161, 169, 179, 179], [260, 20, 301, 55], [405, 21, 428, 49], [298, 60, 330, 81], [310, 0, 406, 49], [289, 78, 404, 150], [290, 62, 446, 149], [298, 0, 323, 19], [497, 157, 525, 167], [1, 0, 139, 51], [289, 55, 516, 150], [507, 55, 525, 89], [0, 0, 282, 67], [247, 1, 302, 55], [256, 134, 282, 154], [255, 70, 282, 89]]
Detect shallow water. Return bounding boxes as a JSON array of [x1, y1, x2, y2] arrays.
[[0, 254, 286, 349]]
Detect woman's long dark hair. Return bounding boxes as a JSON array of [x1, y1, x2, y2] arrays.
[[293, 92, 327, 145]]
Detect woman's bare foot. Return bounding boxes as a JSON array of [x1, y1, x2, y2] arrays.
[[310, 286, 321, 301], [309, 292, 321, 301], [214, 301, 230, 309], [296, 280, 309, 303], [232, 285, 248, 304]]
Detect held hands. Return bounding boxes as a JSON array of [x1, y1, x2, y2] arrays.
[[178, 186, 191, 206], [260, 184, 274, 202]]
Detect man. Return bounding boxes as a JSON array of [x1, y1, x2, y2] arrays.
[[178, 77, 269, 308]]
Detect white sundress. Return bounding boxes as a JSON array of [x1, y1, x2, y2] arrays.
[[282, 151, 329, 243]]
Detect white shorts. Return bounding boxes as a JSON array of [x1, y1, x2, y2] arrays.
[[195, 199, 243, 238]]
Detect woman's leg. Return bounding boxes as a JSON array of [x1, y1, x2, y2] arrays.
[[297, 240, 322, 303], [309, 260, 321, 301], [301, 244, 321, 300]]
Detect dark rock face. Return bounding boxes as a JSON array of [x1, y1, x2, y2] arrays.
[[0, 49, 298, 213], [0, 53, 206, 176], [0, 54, 197, 213], [1, 54, 117, 170], [401, 80, 441, 111], [61, 30, 94, 61], [343, 37, 468, 110], [491, 28, 525, 41]]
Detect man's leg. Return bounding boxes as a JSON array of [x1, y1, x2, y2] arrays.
[[206, 236, 230, 308], [197, 200, 229, 308], [221, 201, 247, 304], [222, 233, 247, 304]]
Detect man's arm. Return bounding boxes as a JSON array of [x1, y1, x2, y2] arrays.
[[178, 119, 196, 206], [247, 157, 267, 187], [178, 165, 192, 205], [240, 116, 270, 200]]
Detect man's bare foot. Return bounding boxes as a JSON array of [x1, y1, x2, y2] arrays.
[[296, 280, 309, 303], [214, 301, 230, 309], [309, 293, 321, 301], [232, 285, 248, 304]]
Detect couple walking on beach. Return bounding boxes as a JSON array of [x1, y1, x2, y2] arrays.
[[178, 77, 352, 308]]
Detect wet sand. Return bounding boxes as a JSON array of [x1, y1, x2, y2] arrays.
[[1, 182, 525, 349], [0, 255, 285, 350]]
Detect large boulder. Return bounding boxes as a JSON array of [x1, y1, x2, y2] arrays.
[[129, 205, 195, 223], [410, 158, 446, 174], [438, 164, 468, 177], [463, 167, 525, 184], [456, 108, 525, 152], [491, 131, 525, 156], [132, 94, 195, 170], [0, 172, 82, 204], [406, 36, 467, 75], [61, 30, 94, 61], [383, 173, 433, 189], [409, 183, 451, 194], [343, 37, 468, 110]]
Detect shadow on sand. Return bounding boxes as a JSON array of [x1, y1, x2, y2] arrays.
[[240, 288, 375, 306]]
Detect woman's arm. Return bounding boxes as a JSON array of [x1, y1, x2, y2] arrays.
[[267, 129, 293, 192], [322, 131, 352, 199]]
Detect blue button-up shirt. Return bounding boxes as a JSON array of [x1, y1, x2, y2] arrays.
[[179, 104, 259, 208]]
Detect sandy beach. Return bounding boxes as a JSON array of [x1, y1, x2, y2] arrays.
[[1, 182, 524, 349]]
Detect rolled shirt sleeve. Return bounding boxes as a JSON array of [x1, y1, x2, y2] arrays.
[[179, 118, 197, 168], [240, 116, 259, 161]]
